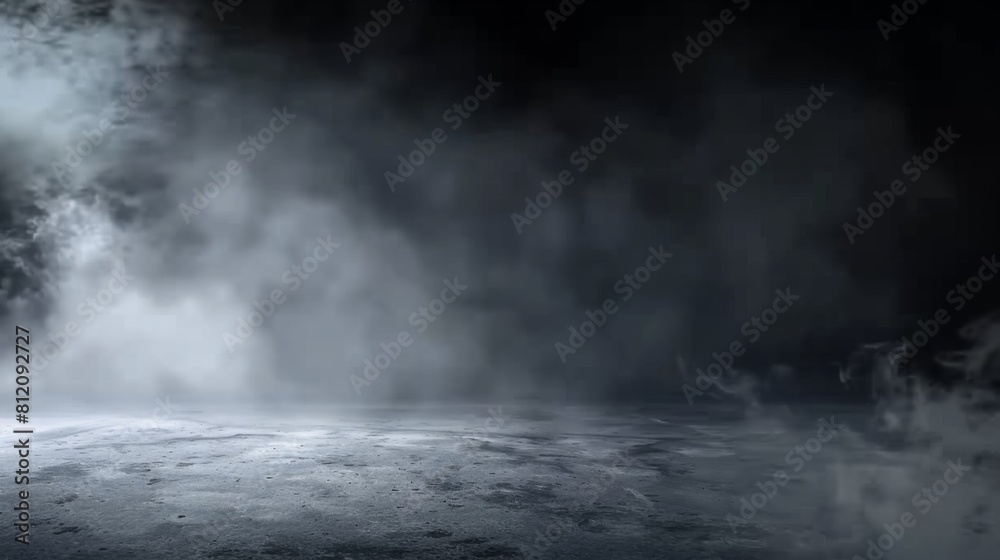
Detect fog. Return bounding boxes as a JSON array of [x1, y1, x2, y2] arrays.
[[0, 0, 968, 406], [2, 6, 998, 560]]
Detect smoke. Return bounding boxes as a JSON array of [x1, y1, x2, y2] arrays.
[[2, 5, 995, 556], [2, 0, 563, 404], [824, 314, 1000, 560], [708, 309, 1000, 559], [0, 1, 956, 405]]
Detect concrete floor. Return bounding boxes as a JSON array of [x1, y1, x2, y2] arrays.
[[3, 404, 998, 559]]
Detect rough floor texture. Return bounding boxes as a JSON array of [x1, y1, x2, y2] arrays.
[[3, 404, 998, 559]]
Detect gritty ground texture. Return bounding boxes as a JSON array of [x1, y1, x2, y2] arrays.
[[2, 404, 998, 559]]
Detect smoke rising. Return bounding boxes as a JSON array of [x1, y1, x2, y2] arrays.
[[0, 0, 961, 405]]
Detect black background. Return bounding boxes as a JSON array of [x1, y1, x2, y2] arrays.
[[210, 0, 999, 358]]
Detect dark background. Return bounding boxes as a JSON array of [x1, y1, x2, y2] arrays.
[[3, 0, 997, 402], [196, 0, 1000, 396]]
